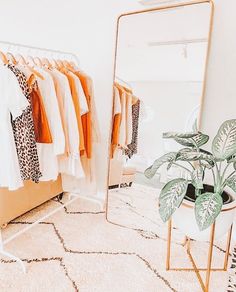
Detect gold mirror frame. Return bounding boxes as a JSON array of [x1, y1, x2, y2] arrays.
[[105, 0, 215, 226]]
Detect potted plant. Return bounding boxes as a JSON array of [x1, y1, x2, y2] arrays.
[[145, 119, 236, 241]]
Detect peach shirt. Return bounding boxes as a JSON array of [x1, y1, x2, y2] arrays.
[[60, 69, 87, 153], [46, 69, 70, 155]]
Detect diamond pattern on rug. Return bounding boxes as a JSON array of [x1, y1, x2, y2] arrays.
[[0, 184, 232, 292]]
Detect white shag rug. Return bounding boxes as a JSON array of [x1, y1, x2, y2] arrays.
[[0, 184, 232, 292]]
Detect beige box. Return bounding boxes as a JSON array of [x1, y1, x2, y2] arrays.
[[0, 176, 62, 227]]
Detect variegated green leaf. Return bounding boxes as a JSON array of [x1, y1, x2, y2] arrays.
[[225, 175, 236, 192], [200, 148, 213, 155], [167, 161, 173, 170], [172, 132, 209, 148], [192, 168, 204, 189], [144, 152, 177, 179], [163, 132, 198, 139], [195, 192, 223, 231], [227, 154, 236, 163], [159, 178, 188, 222], [212, 119, 236, 160], [176, 148, 215, 168], [176, 148, 201, 161], [193, 133, 210, 147]]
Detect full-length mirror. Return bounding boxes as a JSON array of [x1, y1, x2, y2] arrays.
[[106, 1, 213, 229]]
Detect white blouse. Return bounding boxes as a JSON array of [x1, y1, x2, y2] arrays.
[[35, 69, 65, 181], [0, 66, 29, 190], [69, 71, 89, 115], [50, 69, 85, 179]]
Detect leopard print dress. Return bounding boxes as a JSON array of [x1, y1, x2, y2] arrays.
[[124, 100, 140, 159], [7, 64, 42, 183]]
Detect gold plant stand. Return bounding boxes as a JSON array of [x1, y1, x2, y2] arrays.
[[166, 220, 233, 292]]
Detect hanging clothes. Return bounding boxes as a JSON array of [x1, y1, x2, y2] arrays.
[[16, 65, 52, 144], [49, 68, 85, 179], [7, 63, 42, 183], [76, 72, 100, 145], [61, 70, 100, 193], [75, 71, 101, 182], [116, 85, 127, 148], [35, 68, 65, 181], [111, 82, 140, 159], [72, 71, 92, 157], [125, 100, 140, 158], [60, 69, 88, 153], [0, 65, 30, 190], [29, 79, 53, 144], [111, 86, 122, 157], [125, 92, 133, 146], [46, 68, 70, 156]]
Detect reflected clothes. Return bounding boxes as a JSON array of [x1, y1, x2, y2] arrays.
[[111, 86, 122, 157], [7, 64, 42, 183], [125, 100, 140, 158]]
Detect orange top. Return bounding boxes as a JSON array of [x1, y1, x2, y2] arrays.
[[111, 86, 121, 157], [111, 83, 136, 154], [29, 80, 53, 144], [60, 69, 85, 152], [73, 71, 92, 159]]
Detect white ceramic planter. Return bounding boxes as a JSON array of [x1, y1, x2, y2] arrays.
[[172, 192, 236, 242]]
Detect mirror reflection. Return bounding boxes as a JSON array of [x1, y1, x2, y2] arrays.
[[107, 3, 212, 230]]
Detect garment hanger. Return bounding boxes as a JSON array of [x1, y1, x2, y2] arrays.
[[6, 52, 17, 65], [27, 73, 37, 89], [69, 60, 80, 71], [26, 55, 36, 66], [41, 57, 52, 69], [15, 54, 27, 65], [28, 67, 44, 80], [34, 56, 43, 68], [25, 56, 44, 80], [62, 60, 72, 69], [56, 59, 64, 69], [51, 59, 59, 69], [0, 50, 8, 65], [132, 95, 139, 105]]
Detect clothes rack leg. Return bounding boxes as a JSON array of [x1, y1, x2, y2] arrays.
[[0, 228, 26, 273]]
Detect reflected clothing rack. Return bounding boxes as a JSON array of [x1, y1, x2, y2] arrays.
[[115, 76, 132, 90], [0, 40, 104, 274]]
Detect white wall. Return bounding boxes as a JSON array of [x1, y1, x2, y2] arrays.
[[0, 0, 235, 198], [201, 0, 236, 143], [0, 0, 141, 198], [131, 81, 202, 163]]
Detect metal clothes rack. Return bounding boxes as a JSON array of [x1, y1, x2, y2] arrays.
[[0, 41, 104, 273], [0, 40, 79, 63]]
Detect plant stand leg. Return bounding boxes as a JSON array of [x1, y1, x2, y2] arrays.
[[224, 224, 233, 270], [166, 221, 233, 292], [186, 238, 206, 292], [205, 222, 215, 292], [166, 219, 172, 270], [0, 229, 26, 274]]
